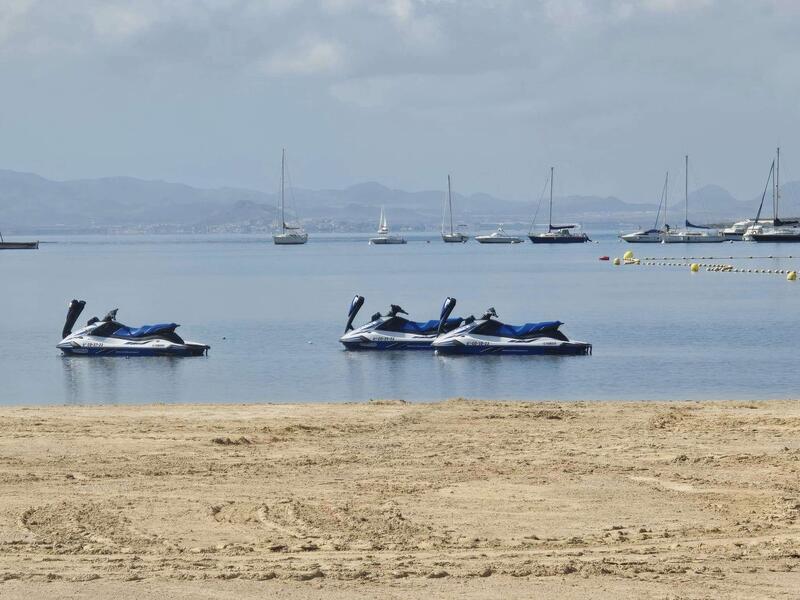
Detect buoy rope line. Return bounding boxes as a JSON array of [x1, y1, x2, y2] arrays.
[[640, 255, 795, 261], [610, 253, 798, 279], [633, 262, 796, 273]]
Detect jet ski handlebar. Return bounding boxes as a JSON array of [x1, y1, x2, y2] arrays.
[[388, 304, 408, 317], [480, 307, 498, 320]]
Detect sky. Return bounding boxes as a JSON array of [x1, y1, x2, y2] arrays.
[[1, 0, 799, 203]]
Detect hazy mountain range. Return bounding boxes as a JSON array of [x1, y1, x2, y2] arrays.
[[1, 169, 797, 234]]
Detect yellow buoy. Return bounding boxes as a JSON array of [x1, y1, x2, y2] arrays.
[[690, 263, 699, 272], [788, 271, 797, 281], [613, 257, 621, 266], [623, 250, 634, 260]]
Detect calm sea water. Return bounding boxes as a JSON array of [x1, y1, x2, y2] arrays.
[[1, 232, 798, 405]]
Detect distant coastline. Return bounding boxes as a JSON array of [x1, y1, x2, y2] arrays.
[[2, 168, 790, 235]]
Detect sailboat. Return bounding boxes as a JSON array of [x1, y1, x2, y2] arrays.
[[0, 230, 38, 250], [620, 172, 670, 243], [745, 148, 800, 242], [369, 207, 406, 244], [528, 167, 590, 244], [272, 149, 308, 245], [662, 155, 724, 243], [441, 175, 469, 243]]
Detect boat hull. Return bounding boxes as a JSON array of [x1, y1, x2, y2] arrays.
[[370, 237, 407, 245], [529, 235, 590, 244], [0, 241, 38, 250], [748, 234, 800, 242], [434, 340, 592, 355], [340, 337, 433, 350], [662, 233, 725, 243], [340, 331, 434, 350], [273, 233, 308, 245], [442, 233, 469, 243], [475, 237, 522, 244], [59, 343, 209, 357], [620, 233, 662, 243]]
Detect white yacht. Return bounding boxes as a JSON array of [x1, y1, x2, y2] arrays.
[[620, 172, 670, 243], [441, 175, 469, 243], [272, 149, 308, 245], [744, 148, 800, 242], [620, 229, 663, 243], [475, 225, 523, 244], [369, 207, 407, 245], [722, 219, 772, 241], [662, 229, 725, 243], [662, 155, 724, 243]]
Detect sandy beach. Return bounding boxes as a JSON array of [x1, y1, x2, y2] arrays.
[[0, 399, 798, 598]]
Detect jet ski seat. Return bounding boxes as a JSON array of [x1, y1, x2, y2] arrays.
[[398, 318, 462, 334], [494, 321, 563, 338], [113, 323, 179, 338]]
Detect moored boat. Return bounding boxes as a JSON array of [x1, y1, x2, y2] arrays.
[[620, 172, 670, 243], [272, 149, 309, 245], [340, 295, 462, 350], [475, 226, 523, 244], [0, 231, 38, 250], [57, 300, 209, 357], [442, 175, 469, 242], [661, 156, 724, 243], [529, 167, 590, 244], [432, 306, 591, 356], [369, 207, 407, 244], [744, 148, 800, 242]]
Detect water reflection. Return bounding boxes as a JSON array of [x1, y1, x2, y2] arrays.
[[60, 356, 183, 405]]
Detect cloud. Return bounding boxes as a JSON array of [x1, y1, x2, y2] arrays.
[[91, 5, 154, 40], [2, 0, 799, 110], [260, 37, 345, 75]]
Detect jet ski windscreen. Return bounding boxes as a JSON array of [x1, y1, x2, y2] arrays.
[[62, 299, 86, 339], [345, 295, 365, 332], [437, 297, 457, 335]]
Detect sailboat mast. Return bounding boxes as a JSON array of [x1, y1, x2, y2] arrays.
[[776, 146, 781, 221], [549, 166, 554, 231], [655, 171, 668, 230], [447, 175, 454, 235], [441, 178, 446, 235], [280, 148, 286, 234], [665, 171, 669, 229], [684, 155, 688, 227]]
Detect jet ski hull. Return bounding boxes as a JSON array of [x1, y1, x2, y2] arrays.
[[433, 339, 592, 355], [339, 331, 436, 350], [340, 338, 434, 350], [58, 338, 209, 357]]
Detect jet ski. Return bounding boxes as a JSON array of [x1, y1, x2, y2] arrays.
[[340, 295, 462, 350], [57, 300, 210, 357], [432, 307, 591, 355]]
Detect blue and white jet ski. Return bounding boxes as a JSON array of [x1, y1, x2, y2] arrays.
[[340, 295, 462, 350], [432, 307, 591, 355], [57, 300, 210, 357]]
